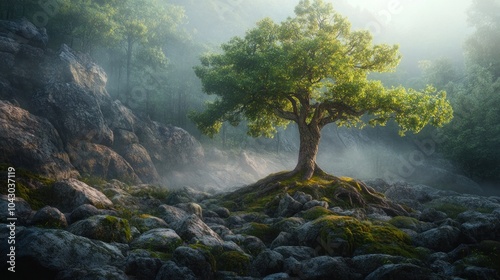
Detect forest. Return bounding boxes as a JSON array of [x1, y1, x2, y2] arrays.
[[1, 1, 500, 279]]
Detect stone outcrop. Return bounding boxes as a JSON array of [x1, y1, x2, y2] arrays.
[[0, 18, 204, 183]]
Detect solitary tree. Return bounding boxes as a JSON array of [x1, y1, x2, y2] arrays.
[[191, 0, 453, 180]]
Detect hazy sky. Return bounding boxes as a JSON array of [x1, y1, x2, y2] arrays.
[[335, 0, 474, 71], [179, 0, 474, 72]]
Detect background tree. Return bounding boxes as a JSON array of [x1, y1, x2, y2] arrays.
[[438, 0, 500, 183], [191, 0, 453, 180], [465, 0, 500, 79]]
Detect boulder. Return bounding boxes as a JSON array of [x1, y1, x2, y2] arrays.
[[365, 264, 435, 280], [125, 254, 164, 280], [175, 202, 203, 218], [172, 214, 224, 246], [55, 265, 127, 280], [158, 204, 189, 224], [0, 195, 32, 225], [351, 254, 408, 276], [277, 193, 303, 217], [3, 227, 125, 274], [130, 215, 169, 233], [457, 210, 500, 242], [114, 143, 160, 183], [130, 228, 182, 252], [251, 249, 284, 277], [273, 246, 317, 261], [413, 226, 461, 252], [136, 122, 204, 171], [30, 206, 67, 228], [172, 246, 214, 279], [155, 261, 197, 280], [241, 235, 267, 256], [0, 101, 77, 179], [66, 141, 141, 183], [298, 256, 356, 280], [384, 182, 432, 204], [460, 266, 500, 280], [263, 273, 291, 280], [68, 204, 117, 224], [67, 215, 132, 243], [0, 18, 48, 48], [51, 178, 113, 212], [33, 82, 113, 145], [271, 232, 295, 249]]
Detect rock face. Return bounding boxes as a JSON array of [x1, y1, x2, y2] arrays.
[[0, 18, 204, 183], [0, 100, 77, 179]]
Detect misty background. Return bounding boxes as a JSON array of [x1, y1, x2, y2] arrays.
[[2, 0, 498, 194]]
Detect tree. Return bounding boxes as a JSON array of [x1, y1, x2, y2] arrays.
[[465, 0, 500, 79], [191, 0, 453, 180], [114, 0, 185, 102], [442, 66, 500, 181]]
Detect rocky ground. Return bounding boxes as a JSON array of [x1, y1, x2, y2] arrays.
[[1, 172, 499, 280]]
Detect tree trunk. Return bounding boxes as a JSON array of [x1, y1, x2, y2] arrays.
[[294, 122, 321, 180]]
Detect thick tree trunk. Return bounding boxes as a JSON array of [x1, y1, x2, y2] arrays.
[[294, 123, 321, 180]]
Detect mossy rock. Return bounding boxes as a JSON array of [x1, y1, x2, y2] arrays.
[[187, 244, 252, 275], [307, 215, 417, 258], [236, 222, 280, 244], [301, 206, 335, 220], [388, 216, 432, 232], [425, 202, 469, 219], [68, 215, 132, 243], [215, 250, 252, 275], [0, 165, 56, 210]]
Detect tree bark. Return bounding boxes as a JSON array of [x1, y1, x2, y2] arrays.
[[294, 122, 321, 180]]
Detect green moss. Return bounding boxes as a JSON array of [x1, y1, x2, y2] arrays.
[[114, 205, 141, 221], [426, 202, 468, 219], [312, 215, 417, 258], [78, 175, 108, 189], [301, 206, 334, 220], [239, 222, 280, 244], [131, 186, 170, 200], [149, 251, 173, 261], [388, 216, 423, 231], [100, 215, 132, 242], [215, 251, 251, 275]]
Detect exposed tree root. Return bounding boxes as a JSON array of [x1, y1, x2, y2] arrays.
[[222, 170, 409, 217]]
